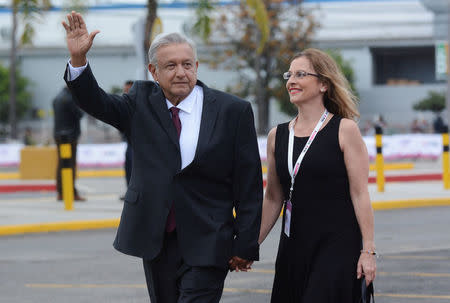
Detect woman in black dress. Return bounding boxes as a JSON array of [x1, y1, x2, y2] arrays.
[[259, 49, 376, 302]]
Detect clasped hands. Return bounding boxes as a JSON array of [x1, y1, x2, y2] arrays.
[[228, 256, 253, 272]]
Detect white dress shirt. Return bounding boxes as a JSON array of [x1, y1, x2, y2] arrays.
[[166, 86, 203, 169], [67, 60, 87, 81], [67, 61, 203, 170]]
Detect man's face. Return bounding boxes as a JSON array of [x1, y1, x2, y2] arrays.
[[148, 43, 198, 105]]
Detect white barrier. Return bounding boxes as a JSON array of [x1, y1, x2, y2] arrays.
[[77, 143, 127, 168], [0, 134, 442, 167], [363, 134, 441, 161], [0, 143, 23, 167]]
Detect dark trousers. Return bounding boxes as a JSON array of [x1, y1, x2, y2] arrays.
[[56, 141, 79, 196], [143, 231, 228, 303]]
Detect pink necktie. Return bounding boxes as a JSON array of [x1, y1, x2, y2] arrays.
[[166, 107, 181, 232]]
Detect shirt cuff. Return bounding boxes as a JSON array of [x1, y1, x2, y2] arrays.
[[67, 60, 88, 81]]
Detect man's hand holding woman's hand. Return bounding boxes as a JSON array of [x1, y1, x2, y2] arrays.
[[62, 11, 100, 67], [228, 256, 253, 272]]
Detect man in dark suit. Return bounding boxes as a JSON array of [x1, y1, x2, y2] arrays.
[[53, 85, 85, 201], [62, 12, 262, 303]]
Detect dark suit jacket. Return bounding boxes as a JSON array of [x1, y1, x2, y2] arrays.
[[65, 65, 263, 268], [53, 87, 83, 142]]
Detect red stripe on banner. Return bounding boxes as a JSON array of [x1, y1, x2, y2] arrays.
[[0, 185, 56, 193]]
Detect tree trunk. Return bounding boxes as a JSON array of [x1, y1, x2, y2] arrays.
[[9, 2, 18, 139], [254, 54, 269, 135], [256, 89, 269, 135], [143, 0, 157, 80]]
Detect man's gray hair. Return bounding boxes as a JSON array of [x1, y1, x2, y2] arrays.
[[148, 32, 197, 66]]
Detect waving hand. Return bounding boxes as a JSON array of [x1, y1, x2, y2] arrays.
[[62, 11, 100, 67]]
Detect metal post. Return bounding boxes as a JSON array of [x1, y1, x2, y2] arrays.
[[375, 125, 385, 192], [60, 135, 74, 211], [442, 126, 450, 189]]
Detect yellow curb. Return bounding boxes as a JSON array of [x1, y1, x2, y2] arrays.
[[1, 198, 450, 237], [78, 170, 124, 178], [0, 219, 119, 236], [372, 198, 450, 210], [0, 170, 124, 180], [0, 172, 20, 180], [369, 162, 414, 171]]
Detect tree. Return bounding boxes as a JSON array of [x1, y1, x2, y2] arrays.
[[326, 50, 357, 95], [193, 0, 317, 134], [9, 0, 51, 139], [143, 0, 158, 80], [413, 91, 446, 113], [0, 62, 32, 125]]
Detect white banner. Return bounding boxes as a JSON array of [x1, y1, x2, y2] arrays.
[[0, 143, 23, 166], [77, 143, 127, 168], [0, 135, 443, 167], [362, 134, 442, 161]]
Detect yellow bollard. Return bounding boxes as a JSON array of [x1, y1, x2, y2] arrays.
[[59, 142, 74, 211], [375, 126, 385, 192], [442, 127, 450, 189]]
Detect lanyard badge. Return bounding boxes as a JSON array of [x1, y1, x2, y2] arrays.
[[284, 109, 328, 237]]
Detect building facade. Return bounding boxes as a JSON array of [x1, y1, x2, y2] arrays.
[[0, 0, 445, 140]]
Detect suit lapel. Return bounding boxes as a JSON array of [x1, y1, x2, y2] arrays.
[[148, 89, 180, 150], [193, 82, 218, 161]]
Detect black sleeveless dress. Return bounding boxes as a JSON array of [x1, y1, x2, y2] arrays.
[[271, 115, 362, 303]]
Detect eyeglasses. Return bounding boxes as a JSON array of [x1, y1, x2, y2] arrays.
[[282, 71, 320, 80]]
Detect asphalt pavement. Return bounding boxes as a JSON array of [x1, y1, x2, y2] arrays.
[[1, 161, 450, 302], [2, 208, 450, 303]]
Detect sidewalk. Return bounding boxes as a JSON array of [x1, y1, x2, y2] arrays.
[[1, 163, 450, 236], [0, 176, 125, 236]]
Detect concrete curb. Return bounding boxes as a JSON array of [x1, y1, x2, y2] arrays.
[[1, 198, 450, 237], [372, 198, 450, 210], [0, 219, 120, 236]]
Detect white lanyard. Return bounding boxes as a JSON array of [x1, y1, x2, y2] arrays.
[[287, 109, 328, 202]]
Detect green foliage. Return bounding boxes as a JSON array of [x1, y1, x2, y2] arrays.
[[0, 62, 32, 124], [193, 0, 215, 42], [326, 50, 358, 96], [413, 91, 446, 113], [110, 85, 122, 95], [245, 0, 269, 54], [195, 1, 317, 133], [14, 0, 52, 45]]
